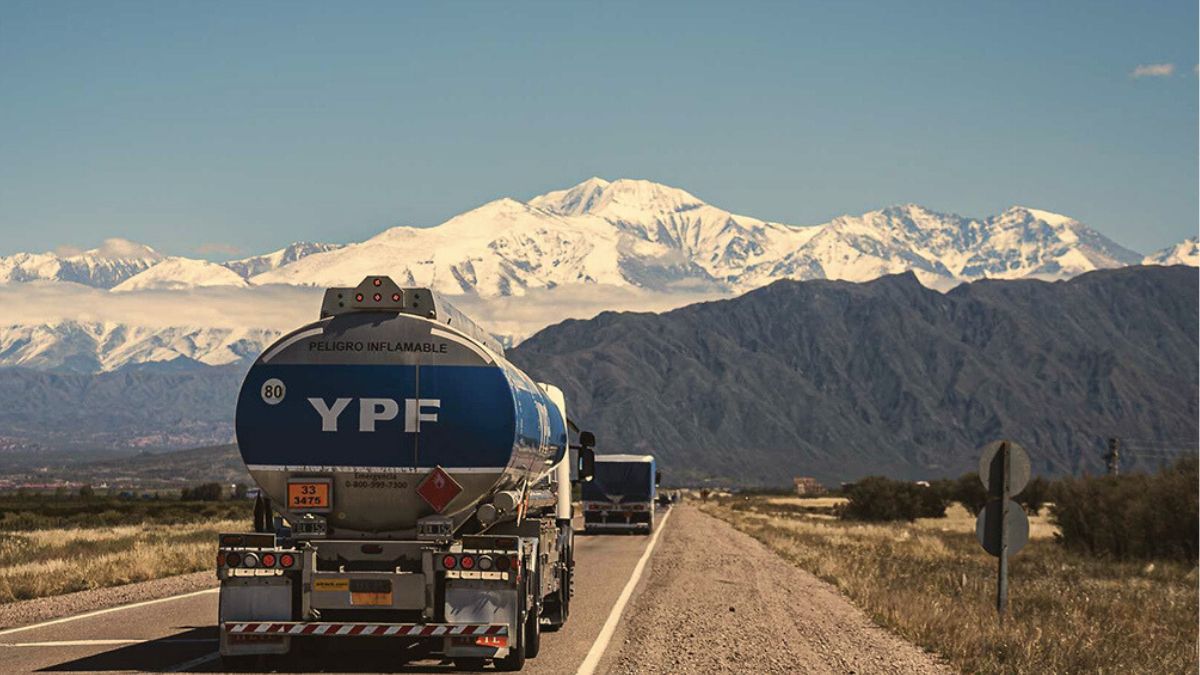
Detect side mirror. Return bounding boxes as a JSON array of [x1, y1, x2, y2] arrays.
[[579, 446, 595, 482], [655, 470, 662, 486]]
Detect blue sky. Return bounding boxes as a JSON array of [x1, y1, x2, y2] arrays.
[[1, 0, 1196, 258]]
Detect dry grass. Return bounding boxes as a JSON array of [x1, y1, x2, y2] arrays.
[[704, 497, 1198, 674], [0, 519, 241, 603]]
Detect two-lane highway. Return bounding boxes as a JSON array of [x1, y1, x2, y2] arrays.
[[0, 510, 671, 673]]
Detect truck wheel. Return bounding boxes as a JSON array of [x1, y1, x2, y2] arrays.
[[543, 550, 571, 631], [524, 596, 541, 658]]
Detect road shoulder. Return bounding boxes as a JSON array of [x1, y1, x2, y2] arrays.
[[0, 571, 216, 632], [600, 504, 951, 674]]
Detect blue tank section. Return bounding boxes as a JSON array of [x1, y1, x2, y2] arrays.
[[237, 362, 567, 471], [233, 309, 569, 531]]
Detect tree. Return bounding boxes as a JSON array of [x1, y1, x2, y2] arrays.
[[78, 484, 95, 499]]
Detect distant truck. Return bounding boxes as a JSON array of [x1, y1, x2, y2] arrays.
[[582, 454, 659, 534], [215, 277, 596, 671]]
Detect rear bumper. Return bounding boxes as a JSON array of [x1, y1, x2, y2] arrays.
[[224, 621, 507, 638], [584, 521, 651, 531], [221, 621, 511, 658]]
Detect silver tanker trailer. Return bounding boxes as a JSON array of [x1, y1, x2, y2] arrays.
[[216, 276, 596, 671]]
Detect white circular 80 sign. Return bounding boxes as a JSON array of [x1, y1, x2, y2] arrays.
[[261, 378, 286, 405]]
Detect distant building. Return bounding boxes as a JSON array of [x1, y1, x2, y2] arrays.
[[793, 476, 826, 496]]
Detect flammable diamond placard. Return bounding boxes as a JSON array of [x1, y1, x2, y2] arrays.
[[416, 466, 463, 513]]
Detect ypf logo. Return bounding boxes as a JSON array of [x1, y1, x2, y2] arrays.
[[307, 397, 441, 432]]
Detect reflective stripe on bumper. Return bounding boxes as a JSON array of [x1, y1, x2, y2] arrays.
[[224, 622, 508, 637]]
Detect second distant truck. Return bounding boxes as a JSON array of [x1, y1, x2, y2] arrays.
[[582, 454, 659, 534]]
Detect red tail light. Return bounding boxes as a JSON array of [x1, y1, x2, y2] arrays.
[[510, 555, 520, 571], [217, 551, 226, 567], [495, 555, 510, 572], [460, 555, 475, 570], [279, 553, 295, 568], [225, 552, 242, 567], [261, 553, 276, 567], [442, 554, 457, 569]]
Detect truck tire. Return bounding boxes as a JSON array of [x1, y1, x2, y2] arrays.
[[543, 544, 571, 630], [524, 594, 541, 658]]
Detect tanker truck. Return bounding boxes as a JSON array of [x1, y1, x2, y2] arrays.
[[582, 454, 659, 534], [216, 276, 596, 671]]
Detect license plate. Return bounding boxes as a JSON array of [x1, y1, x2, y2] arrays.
[[349, 579, 393, 606], [287, 480, 331, 511], [350, 592, 393, 606]]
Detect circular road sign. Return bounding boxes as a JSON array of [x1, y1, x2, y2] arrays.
[[978, 440, 1031, 496], [976, 499, 1030, 557]]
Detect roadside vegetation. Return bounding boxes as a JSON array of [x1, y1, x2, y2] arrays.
[[0, 488, 253, 604], [701, 460, 1199, 674]]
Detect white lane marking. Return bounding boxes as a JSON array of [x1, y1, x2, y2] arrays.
[[0, 588, 219, 637], [165, 651, 221, 672], [576, 507, 673, 675], [0, 638, 215, 647]]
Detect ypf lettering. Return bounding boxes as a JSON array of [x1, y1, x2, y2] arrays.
[[306, 397, 440, 432]]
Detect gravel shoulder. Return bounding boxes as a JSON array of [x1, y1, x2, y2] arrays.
[[602, 504, 951, 674], [0, 571, 216, 631]]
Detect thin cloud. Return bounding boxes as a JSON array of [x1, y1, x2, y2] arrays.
[[1131, 63, 1174, 78]]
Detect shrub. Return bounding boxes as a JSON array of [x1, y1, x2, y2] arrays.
[[180, 482, 225, 502], [840, 476, 948, 522], [1051, 458, 1198, 562], [945, 472, 989, 515], [1015, 475, 1051, 514]]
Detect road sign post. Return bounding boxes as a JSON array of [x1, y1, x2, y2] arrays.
[[976, 440, 1031, 623]]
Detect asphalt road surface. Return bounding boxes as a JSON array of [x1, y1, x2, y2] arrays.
[[0, 512, 670, 674]]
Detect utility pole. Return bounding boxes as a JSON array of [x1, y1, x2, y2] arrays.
[[1104, 437, 1120, 476]]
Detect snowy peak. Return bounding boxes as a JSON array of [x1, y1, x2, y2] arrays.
[[528, 177, 612, 216], [224, 242, 343, 278], [252, 196, 629, 295], [0, 320, 276, 372], [0, 238, 163, 288], [1002, 206, 1077, 227], [1144, 237, 1199, 266], [531, 177, 704, 220], [113, 258, 249, 292]]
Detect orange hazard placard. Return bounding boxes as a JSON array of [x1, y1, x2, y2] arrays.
[[287, 481, 331, 511]]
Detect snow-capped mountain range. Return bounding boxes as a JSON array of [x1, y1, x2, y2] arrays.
[[1, 178, 1195, 372]]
